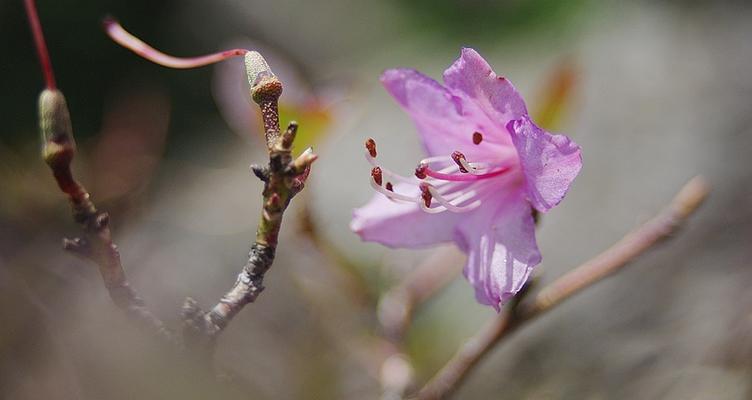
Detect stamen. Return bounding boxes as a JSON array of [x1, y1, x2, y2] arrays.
[[385, 182, 394, 192], [424, 165, 510, 182], [370, 178, 416, 203], [366, 138, 377, 158], [104, 18, 248, 69], [419, 155, 453, 165], [364, 152, 413, 184], [419, 184, 432, 208], [371, 167, 383, 186], [451, 151, 469, 173], [448, 152, 493, 176], [428, 186, 481, 212], [415, 163, 428, 179], [472, 132, 483, 145]]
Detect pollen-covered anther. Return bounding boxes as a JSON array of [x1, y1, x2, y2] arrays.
[[419, 183, 432, 208], [365, 138, 377, 158], [414, 163, 428, 179], [451, 151, 469, 173], [472, 132, 483, 145], [385, 182, 394, 192], [371, 166, 383, 186]]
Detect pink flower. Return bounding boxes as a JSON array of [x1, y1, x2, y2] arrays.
[[350, 48, 582, 310]]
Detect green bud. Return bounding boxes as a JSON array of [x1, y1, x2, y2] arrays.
[[38, 89, 76, 167]]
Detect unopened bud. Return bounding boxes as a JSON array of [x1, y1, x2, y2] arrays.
[[246, 51, 282, 103], [281, 121, 298, 149], [39, 89, 76, 167]]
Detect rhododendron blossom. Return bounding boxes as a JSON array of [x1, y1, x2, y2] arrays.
[[351, 48, 582, 310]]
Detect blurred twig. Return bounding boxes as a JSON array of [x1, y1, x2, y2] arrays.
[[379, 248, 463, 343], [416, 176, 710, 400], [299, 200, 375, 307], [377, 248, 463, 399]]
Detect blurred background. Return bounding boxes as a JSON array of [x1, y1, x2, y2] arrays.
[[1, 0, 752, 398]]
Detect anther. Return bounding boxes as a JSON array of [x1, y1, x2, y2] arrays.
[[415, 163, 428, 179], [472, 132, 483, 145], [419, 184, 432, 208], [366, 138, 377, 158], [371, 166, 383, 186], [385, 182, 394, 192], [451, 151, 469, 173]]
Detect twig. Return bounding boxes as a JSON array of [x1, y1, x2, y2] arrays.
[[180, 68, 317, 355], [416, 176, 710, 400], [39, 89, 175, 343], [377, 248, 463, 399], [27, 0, 173, 344], [32, 4, 317, 359], [379, 248, 463, 343]]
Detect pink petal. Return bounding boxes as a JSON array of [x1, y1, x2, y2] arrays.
[[443, 48, 528, 135], [351, 183, 461, 249], [454, 189, 540, 310], [507, 116, 582, 212], [380, 68, 504, 159]]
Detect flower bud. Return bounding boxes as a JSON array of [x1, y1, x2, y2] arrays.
[[39, 89, 76, 167], [245, 51, 282, 103]]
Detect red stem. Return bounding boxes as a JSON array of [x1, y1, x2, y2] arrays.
[[23, 0, 57, 90]]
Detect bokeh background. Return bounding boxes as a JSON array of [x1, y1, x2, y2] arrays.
[[2, 0, 752, 399]]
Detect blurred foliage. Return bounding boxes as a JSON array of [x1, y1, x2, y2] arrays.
[[391, 0, 591, 41], [278, 103, 332, 153]]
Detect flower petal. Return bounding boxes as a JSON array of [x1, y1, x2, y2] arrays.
[[443, 48, 528, 132], [351, 183, 461, 249], [454, 189, 540, 310], [380, 68, 504, 159], [507, 116, 582, 212]]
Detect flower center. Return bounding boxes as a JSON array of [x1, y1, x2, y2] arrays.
[[364, 137, 513, 214]]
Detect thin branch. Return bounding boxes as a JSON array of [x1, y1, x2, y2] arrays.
[[416, 176, 710, 400], [180, 70, 317, 355], [379, 248, 463, 343], [377, 249, 463, 399], [26, 0, 173, 343], [39, 90, 174, 343]]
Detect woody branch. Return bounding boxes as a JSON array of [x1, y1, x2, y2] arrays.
[[181, 58, 317, 354], [416, 176, 709, 400]]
